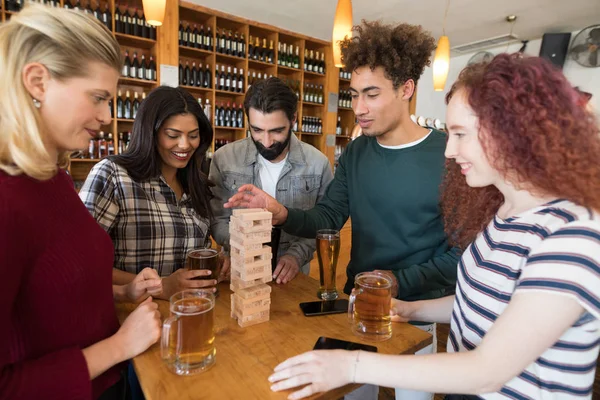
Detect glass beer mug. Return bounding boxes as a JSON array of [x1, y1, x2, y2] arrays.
[[161, 290, 216, 375], [186, 247, 223, 295], [348, 271, 392, 341]]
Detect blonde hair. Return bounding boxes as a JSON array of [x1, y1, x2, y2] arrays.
[[0, 4, 121, 180]]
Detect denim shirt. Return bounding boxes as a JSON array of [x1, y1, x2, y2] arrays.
[[209, 134, 333, 271]]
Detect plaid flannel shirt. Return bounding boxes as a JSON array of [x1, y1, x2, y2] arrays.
[[79, 159, 210, 276]]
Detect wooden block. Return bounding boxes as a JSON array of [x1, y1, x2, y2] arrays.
[[232, 208, 267, 216], [229, 235, 264, 251], [230, 275, 272, 291], [230, 245, 271, 262], [231, 259, 272, 281], [233, 283, 272, 300], [230, 215, 272, 234], [230, 230, 271, 246], [237, 211, 272, 222], [229, 227, 272, 242], [233, 308, 270, 328], [232, 293, 271, 315]]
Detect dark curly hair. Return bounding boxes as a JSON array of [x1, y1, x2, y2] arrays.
[[339, 20, 436, 88], [441, 53, 600, 249]]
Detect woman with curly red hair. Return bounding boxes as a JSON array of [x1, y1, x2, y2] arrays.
[[268, 53, 600, 400]]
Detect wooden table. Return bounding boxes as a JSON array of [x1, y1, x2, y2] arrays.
[[117, 274, 432, 400]]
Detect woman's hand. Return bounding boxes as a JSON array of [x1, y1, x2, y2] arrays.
[[269, 350, 358, 399]]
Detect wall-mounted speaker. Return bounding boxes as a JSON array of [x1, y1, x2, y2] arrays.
[[539, 33, 572, 69]]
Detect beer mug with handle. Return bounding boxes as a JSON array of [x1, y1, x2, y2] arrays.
[[161, 290, 216, 375], [348, 271, 393, 341]]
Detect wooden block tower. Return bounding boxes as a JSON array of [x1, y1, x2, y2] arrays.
[[229, 208, 273, 327]]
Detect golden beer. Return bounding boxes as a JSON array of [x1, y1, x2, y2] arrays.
[[161, 290, 216, 375], [316, 229, 340, 300], [186, 248, 221, 294], [348, 272, 392, 341]]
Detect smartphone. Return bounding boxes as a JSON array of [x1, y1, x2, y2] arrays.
[[313, 336, 378, 353], [299, 299, 349, 316]]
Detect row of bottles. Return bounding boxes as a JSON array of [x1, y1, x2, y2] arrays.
[[338, 90, 352, 108], [215, 64, 244, 92], [281, 78, 301, 99], [116, 90, 146, 120], [114, 5, 156, 40], [303, 83, 324, 104], [249, 36, 274, 64], [216, 28, 246, 58], [85, 132, 115, 159], [277, 43, 300, 69], [247, 70, 273, 89], [122, 50, 157, 81], [178, 22, 214, 51], [336, 116, 353, 136], [4, 0, 27, 12], [179, 60, 212, 88], [214, 139, 232, 152], [304, 50, 325, 75], [214, 102, 244, 129], [339, 70, 351, 80], [301, 116, 322, 134], [197, 98, 212, 123], [62, 0, 112, 31]]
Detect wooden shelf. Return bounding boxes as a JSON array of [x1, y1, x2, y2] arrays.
[[70, 159, 102, 163], [300, 132, 322, 136], [179, 45, 214, 58], [278, 65, 301, 73], [336, 135, 352, 139], [119, 77, 156, 87], [249, 59, 275, 68], [215, 89, 245, 96], [180, 85, 212, 93], [216, 52, 246, 63], [304, 70, 326, 77], [215, 127, 245, 131], [114, 33, 156, 49], [339, 77, 351, 82], [116, 118, 135, 123], [303, 101, 324, 107], [338, 106, 353, 111]]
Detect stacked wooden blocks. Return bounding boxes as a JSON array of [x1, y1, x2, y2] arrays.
[[229, 209, 273, 327]]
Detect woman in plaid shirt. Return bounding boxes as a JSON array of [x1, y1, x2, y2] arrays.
[[80, 86, 217, 301]]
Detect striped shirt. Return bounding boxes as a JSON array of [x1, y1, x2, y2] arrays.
[[448, 199, 600, 399], [79, 159, 211, 276]]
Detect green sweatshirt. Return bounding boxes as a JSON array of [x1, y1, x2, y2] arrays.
[[282, 130, 460, 301]]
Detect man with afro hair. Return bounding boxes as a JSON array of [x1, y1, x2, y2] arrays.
[[225, 21, 460, 400]]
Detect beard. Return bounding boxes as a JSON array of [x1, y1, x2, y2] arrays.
[[252, 129, 292, 161]]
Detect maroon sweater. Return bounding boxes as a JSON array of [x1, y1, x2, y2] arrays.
[[0, 170, 121, 399]]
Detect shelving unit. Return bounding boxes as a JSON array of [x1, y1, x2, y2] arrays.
[[2, 0, 346, 181]]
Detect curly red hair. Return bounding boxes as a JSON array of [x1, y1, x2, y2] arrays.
[[441, 54, 600, 249]]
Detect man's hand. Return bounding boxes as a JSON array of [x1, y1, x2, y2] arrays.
[[273, 255, 300, 284], [373, 270, 399, 298], [223, 184, 289, 225]]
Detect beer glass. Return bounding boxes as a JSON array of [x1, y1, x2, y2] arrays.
[[348, 271, 392, 341], [161, 290, 216, 375], [316, 229, 340, 300], [186, 247, 223, 295]]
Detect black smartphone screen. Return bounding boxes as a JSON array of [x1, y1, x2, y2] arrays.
[[299, 299, 349, 316], [313, 336, 378, 352]]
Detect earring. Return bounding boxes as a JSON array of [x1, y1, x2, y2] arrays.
[[33, 98, 41, 109]]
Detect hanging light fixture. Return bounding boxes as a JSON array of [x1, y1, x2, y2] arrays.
[[332, 0, 353, 68], [142, 0, 166, 26], [433, 0, 451, 91]]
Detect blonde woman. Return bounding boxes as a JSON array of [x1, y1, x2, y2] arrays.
[[0, 5, 162, 399]]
